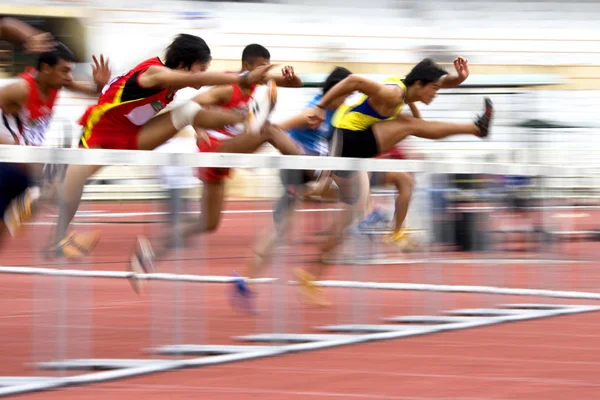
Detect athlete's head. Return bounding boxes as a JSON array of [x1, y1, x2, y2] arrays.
[[242, 44, 271, 72], [36, 43, 75, 89], [165, 34, 212, 73], [404, 58, 448, 105], [322, 66, 352, 109]]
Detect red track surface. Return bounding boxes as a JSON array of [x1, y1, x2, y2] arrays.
[[1, 200, 600, 398]]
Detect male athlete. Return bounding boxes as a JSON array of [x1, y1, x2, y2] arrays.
[[0, 44, 110, 245], [130, 44, 305, 291], [230, 67, 353, 311], [43, 35, 274, 259], [296, 57, 494, 304]]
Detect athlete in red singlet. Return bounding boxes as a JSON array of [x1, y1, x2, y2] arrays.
[[49, 34, 275, 259], [132, 44, 304, 290], [0, 44, 111, 244]]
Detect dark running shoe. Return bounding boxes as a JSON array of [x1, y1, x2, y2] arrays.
[[475, 97, 493, 138]]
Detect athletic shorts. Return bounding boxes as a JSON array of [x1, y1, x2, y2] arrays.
[[330, 127, 380, 178], [279, 169, 313, 189], [0, 163, 32, 216], [80, 125, 141, 150], [370, 171, 385, 187], [196, 136, 231, 183]]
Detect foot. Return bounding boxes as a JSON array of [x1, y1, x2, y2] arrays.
[[246, 80, 277, 134], [4, 187, 41, 237], [475, 97, 493, 138], [230, 271, 256, 314], [385, 227, 419, 252], [358, 209, 390, 232], [293, 268, 331, 307], [129, 236, 155, 294], [49, 230, 101, 259]]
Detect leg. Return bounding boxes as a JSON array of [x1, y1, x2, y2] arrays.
[[383, 171, 419, 250], [136, 104, 248, 151], [384, 172, 414, 232], [246, 172, 305, 282], [54, 164, 102, 242], [0, 221, 6, 248], [262, 124, 304, 156], [316, 170, 369, 270], [215, 123, 303, 156], [373, 98, 493, 154], [155, 180, 226, 259], [50, 164, 103, 257], [292, 171, 368, 307], [0, 163, 34, 238]]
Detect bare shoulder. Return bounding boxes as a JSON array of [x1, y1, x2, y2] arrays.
[[386, 84, 405, 104], [137, 65, 170, 88], [0, 78, 30, 103]]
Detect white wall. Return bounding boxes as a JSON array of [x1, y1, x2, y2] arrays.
[[28, 0, 599, 70]]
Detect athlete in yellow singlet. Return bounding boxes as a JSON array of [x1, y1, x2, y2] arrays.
[[294, 57, 494, 305]]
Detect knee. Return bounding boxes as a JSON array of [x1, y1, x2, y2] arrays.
[[273, 189, 297, 225], [395, 173, 414, 197]]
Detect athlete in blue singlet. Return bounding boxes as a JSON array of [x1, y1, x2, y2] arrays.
[[229, 67, 352, 312]]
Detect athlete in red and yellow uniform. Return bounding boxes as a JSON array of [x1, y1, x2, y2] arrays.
[[80, 57, 176, 150], [50, 34, 275, 259]]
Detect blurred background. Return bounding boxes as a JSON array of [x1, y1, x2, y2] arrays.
[[1, 1, 600, 398], [2, 0, 599, 196]]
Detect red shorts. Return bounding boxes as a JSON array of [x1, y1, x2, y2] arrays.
[[80, 125, 141, 150], [196, 136, 231, 183]]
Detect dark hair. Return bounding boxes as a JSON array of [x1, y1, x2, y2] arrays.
[[165, 34, 211, 69], [403, 58, 448, 87], [242, 44, 270, 64], [322, 66, 352, 95], [36, 42, 75, 70]]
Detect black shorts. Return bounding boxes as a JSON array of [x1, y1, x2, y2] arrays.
[[279, 169, 314, 189], [370, 171, 386, 187], [330, 127, 380, 178], [0, 163, 32, 216]]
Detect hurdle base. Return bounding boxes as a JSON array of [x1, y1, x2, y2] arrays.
[[500, 303, 569, 310], [35, 359, 166, 371], [447, 308, 532, 317], [0, 377, 58, 387], [316, 324, 437, 333], [152, 344, 276, 356], [383, 315, 482, 324], [235, 333, 362, 343]]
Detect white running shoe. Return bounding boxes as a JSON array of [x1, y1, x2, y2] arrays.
[[246, 80, 277, 134]]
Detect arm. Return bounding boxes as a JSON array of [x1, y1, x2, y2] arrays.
[[65, 55, 112, 97], [191, 85, 234, 107], [316, 75, 402, 109], [66, 81, 100, 97], [0, 81, 28, 144], [277, 109, 312, 131], [271, 65, 303, 88], [440, 57, 469, 89], [0, 80, 28, 115], [0, 18, 55, 53], [138, 64, 274, 92]]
